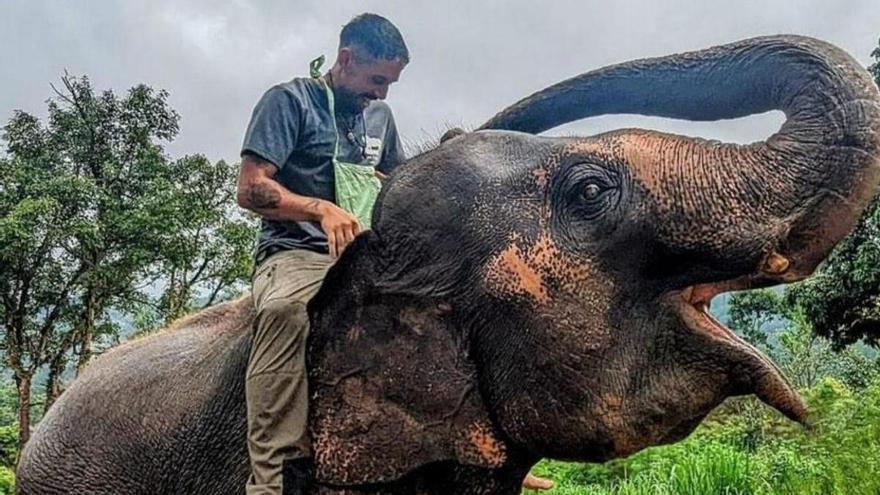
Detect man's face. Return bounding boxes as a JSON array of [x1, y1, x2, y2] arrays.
[[335, 49, 406, 113]]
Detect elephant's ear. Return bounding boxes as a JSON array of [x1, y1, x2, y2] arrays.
[[307, 233, 507, 485]]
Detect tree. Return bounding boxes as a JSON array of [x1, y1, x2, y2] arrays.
[[786, 194, 880, 348], [1, 74, 254, 448], [1, 108, 99, 446], [143, 155, 253, 326], [727, 288, 781, 350], [728, 288, 877, 389]]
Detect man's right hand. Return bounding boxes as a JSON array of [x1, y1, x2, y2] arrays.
[[317, 201, 361, 259]]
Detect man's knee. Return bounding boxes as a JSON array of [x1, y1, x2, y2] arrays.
[[256, 298, 310, 334], [249, 298, 311, 375]]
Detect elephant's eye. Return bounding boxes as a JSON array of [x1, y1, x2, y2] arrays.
[[554, 161, 622, 225], [582, 183, 602, 200], [573, 178, 616, 221]]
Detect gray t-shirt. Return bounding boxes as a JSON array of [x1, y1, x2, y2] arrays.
[[241, 77, 405, 257]]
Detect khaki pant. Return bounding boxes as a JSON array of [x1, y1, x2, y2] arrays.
[[246, 249, 333, 495]]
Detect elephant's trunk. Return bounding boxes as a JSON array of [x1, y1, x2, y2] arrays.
[[481, 35, 880, 283]]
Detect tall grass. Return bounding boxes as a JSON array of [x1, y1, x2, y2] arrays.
[[527, 377, 880, 495]]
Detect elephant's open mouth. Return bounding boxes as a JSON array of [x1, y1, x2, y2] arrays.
[[668, 282, 810, 426], [679, 283, 740, 343]]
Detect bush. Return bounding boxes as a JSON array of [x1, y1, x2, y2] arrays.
[[0, 425, 17, 467], [0, 466, 14, 495]]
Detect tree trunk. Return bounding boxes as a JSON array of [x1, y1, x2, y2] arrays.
[[76, 288, 96, 375], [16, 373, 32, 449], [44, 354, 67, 413], [76, 330, 92, 374], [161, 278, 189, 326]]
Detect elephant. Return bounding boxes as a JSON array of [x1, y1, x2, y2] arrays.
[[17, 35, 880, 494]]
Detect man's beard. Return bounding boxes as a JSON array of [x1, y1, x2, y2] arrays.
[[334, 86, 371, 115]]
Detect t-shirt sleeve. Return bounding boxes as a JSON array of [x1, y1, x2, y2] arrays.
[[377, 111, 406, 174], [241, 86, 301, 169]]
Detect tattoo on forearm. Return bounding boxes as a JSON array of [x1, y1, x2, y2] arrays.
[[248, 182, 281, 209], [305, 199, 321, 216]]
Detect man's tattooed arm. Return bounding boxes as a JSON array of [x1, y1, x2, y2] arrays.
[[237, 153, 363, 258], [236, 154, 325, 221], [247, 177, 281, 209]]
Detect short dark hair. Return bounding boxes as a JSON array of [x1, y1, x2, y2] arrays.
[[340, 13, 409, 64]]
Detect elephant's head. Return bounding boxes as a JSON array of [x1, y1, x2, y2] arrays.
[[308, 35, 880, 484]]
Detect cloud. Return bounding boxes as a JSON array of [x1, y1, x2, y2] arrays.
[[2, 0, 879, 161]]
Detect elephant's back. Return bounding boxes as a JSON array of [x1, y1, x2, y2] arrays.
[[18, 297, 256, 494]]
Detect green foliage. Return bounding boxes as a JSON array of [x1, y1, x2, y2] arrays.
[[142, 155, 254, 326], [527, 377, 880, 495], [0, 74, 254, 450], [0, 384, 17, 428], [0, 383, 21, 471], [772, 307, 834, 388], [0, 426, 18, 468], [0, 74, 188, 445], [726, 287, 877, 389], [786, 193, 880, 348], [0, 466, 13, 495], [1, 73, 183, 370], [727, 289, 781, 350]]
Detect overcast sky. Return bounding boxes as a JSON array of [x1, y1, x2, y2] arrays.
[[2, 1, 879, 163]]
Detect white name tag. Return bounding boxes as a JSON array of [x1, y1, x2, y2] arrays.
[[365, 137, 383, 166]]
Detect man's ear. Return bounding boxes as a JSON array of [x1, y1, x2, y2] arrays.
[[307, 233, 508, 486], [337, 47, 354, 70]]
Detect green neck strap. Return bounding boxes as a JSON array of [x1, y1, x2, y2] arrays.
[[309, 55, 325, 79], [310, 56, 340, 160]]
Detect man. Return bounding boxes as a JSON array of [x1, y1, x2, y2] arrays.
[[237, 13, 554, 494], [237, 13, 407, 494]]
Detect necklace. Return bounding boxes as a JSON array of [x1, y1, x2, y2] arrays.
[[340, 113, 367, 159], [326, 72, 367, 160]]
